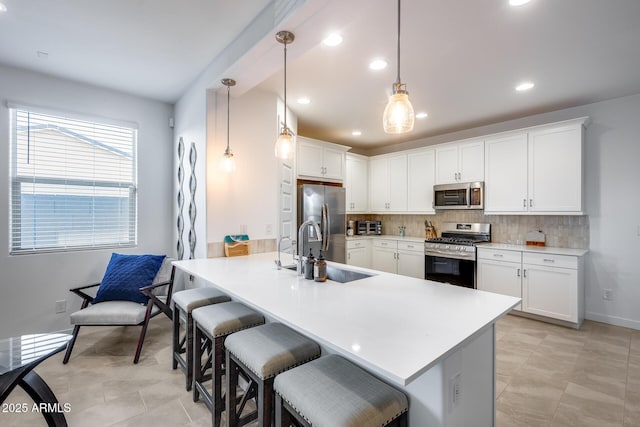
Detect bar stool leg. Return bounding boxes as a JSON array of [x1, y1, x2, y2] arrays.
[[213, 336, 224, 427], [172, 307, 180, 370], [226, 350, 239, 427]]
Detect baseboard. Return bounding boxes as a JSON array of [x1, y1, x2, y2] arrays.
[[586, 311, 640, 330]]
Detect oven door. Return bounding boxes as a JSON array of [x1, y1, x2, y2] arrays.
[[425, 254, 476, 288]]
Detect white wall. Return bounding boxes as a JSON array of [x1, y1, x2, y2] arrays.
[[0, 64, 174, 337], [370, 93, 640, 329]]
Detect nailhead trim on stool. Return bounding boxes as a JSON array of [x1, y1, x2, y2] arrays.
[[224, 323, 321, 427], [192, 302, 265, 427], [274, 354, 409, 427], [172, 287, 230, 391]]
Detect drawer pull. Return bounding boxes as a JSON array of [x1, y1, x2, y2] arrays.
[[517, 268, 521, 277], [493, 253, 504, 257], [407, 245, 414, 248], [543, 259, 555, 263]]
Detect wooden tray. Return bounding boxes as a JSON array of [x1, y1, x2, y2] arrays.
[[224, 235, 250, 257]]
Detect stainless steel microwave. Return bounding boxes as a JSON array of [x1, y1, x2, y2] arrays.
[[433, 182, 484, 210]]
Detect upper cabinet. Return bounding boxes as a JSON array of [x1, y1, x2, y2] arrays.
[[407, 148, 436, 213], [296, 137, 349, 182], [369, 153, 407, 213], [345, 153, 368, 213], [484, 118, 588, 215], [435, 139, 484, 184]]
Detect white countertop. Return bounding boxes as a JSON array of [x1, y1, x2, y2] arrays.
[[478, 243, 588, 257], [173, 252, 519, 386], [347, 234, 425, 243]]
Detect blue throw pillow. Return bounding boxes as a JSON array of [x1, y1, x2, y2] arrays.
[[93, 253, 166, 305]]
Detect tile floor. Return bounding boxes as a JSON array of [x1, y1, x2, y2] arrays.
[[1, 314, 639, 426]]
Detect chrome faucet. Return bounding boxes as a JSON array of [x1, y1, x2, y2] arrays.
[[275, 236, 296, 270], [297, 219, 322, 275]]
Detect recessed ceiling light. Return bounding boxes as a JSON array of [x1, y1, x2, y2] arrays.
[[515, 81, 535, 92], [369, 59, 388, 71], [322, 33, 343, 47], [416, 112, 428, 119], [0, 2, 7, 12], [297, 97, 311, 105], [509, 0, 531, 6], [352, 130, 362, 136]]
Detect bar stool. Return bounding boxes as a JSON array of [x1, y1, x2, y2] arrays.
[[172, 287, 231, 391], [225, 322, 321, 427], [274, 354, 409, 427], [192, 302, 265, 427]]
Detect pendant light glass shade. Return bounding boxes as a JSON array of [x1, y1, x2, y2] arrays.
[[220, 78, 236, 172], [275, 30, 295, 160], [383, 0, 414, 134]]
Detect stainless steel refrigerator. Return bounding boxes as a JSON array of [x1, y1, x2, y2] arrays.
[[297, 184, 346, 263]]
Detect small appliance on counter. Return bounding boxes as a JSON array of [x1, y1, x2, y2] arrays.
[[525, 230, 546, 246], [356, 220, 382, 235]]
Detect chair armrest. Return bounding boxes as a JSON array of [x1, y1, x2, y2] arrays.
[[140, 281, 173, 320], [69, 282, 101, 307]]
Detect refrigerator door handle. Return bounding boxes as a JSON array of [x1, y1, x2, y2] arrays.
[[322, 203, 330, 252]]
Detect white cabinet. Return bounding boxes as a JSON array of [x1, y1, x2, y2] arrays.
[[477, 247, 584, 326], [435, 139, 484, 184], [346, 239, 371, 268], [345, 153, 368, 213], [369, 154, 407, 212], [484, 118, 587, 214], [296, 137, 348, 182], [477, 249, 523, 311], [371, 239, 424, 279], [407, 148, 436, 213]]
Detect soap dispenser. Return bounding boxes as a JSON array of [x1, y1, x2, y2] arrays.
[[304, 249, 315, 280], [314, 250, 327, 282]]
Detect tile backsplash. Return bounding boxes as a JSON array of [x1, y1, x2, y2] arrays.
[[348, 212, 589, 249]]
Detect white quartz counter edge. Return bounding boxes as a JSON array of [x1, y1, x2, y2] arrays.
[[478, 243, 588, 257], [346, 235, 425, 243], [172, 253, 520, 386]]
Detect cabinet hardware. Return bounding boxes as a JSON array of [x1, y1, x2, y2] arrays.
[[529, 199, 533, 207], [523, 199, 527, 208], [397, 253, 400, 259], [493, 253, 503, 257], [523, 269, 527, 278], [408, 245, 414, 248], [543, 259, 555, 263], [517, 268, 521, 277]]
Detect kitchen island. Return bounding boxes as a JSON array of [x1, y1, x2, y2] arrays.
[[173, 252, 520, 427]]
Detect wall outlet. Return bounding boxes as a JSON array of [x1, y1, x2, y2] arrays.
[[55, 300, 67, 314], [266, 224, 273, 235], [603, 289, 614, 301]]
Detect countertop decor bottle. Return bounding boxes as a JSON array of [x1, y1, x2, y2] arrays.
[[314, 251, 327, 282], [305, 249, 315, 280]]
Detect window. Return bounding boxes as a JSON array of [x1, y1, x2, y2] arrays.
[[9, 106, 137, 254]]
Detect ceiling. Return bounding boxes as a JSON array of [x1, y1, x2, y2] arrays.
[[1, 0, 640, 150]]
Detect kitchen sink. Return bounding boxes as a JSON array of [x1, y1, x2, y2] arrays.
[[283, 264, 373, 283]]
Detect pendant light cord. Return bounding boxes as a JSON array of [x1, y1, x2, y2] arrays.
[[396, 0, 401, 84], [283, 40, 288, 128], [226, 84, 230, 152]]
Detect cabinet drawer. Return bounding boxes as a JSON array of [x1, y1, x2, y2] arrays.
[[477, 248, 521, 263], [523, 252, 577, 269], [373, 239, 396, 249], [398, 241, 423, 253], [347, 240, 368, 249]]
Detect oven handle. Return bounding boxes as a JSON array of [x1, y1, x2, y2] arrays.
[[425, 249, 476, 261]]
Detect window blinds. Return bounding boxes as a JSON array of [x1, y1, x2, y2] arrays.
[[9, 107, 137, 254]]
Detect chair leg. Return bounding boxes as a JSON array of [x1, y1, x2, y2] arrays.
[[134, 303, 155, 364], [62, 325, 81, 364], [226, 351, 239, 427], [258, 377, 274, 427], [172, 305, 180, 370], [185, 312, 194, 391]]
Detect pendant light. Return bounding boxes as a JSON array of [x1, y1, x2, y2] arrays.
[[274, 30, 295, 159], [383, 0, 414, 134], [220, 78, 236, 173]]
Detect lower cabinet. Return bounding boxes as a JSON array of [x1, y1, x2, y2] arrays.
[[346, 239, 371, 269], [477, 248, 583, 326], [371, 239, 425, 279]]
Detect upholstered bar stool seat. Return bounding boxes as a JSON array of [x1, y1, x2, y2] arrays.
[[172, 287, 231, 391], [225, 322, 321, 427], [274, 354, 409, 427], [192, 302, 265, 427]]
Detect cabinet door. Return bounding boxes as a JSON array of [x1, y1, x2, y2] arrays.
[[435, 144, 460, 184], [322, 147, 345, 181], [477, 259, 522, 310], [371, 245, 397, 274], [528, 124, 583, 213], [388, 155, 407, 211], [297, 141, 324, 178], [397, 250, 425, 279], [347, 246, 370, 268], [368, 157, 389, 212], [346, 155, 368, 212], [522, 265, 577, 322], [407, 149, 435, 212], [484, 133, 528, 213], [459, 140, 484, 182]]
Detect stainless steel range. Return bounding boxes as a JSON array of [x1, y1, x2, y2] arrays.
[[424, 223, 491, 288]]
